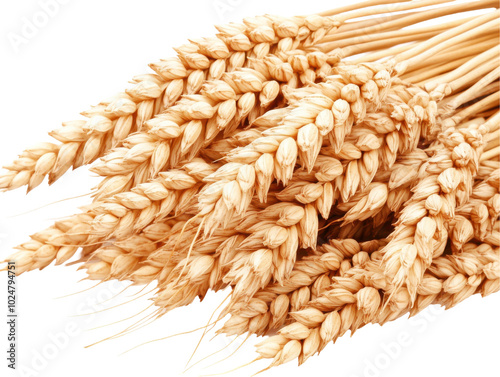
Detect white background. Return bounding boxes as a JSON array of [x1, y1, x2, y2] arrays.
[[0, 1, 499, 376]]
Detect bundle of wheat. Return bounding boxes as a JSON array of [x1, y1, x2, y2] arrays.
[[1, 0, 499, 373]]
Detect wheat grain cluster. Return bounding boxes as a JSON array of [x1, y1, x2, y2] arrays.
[[1, 0, 499, 373]]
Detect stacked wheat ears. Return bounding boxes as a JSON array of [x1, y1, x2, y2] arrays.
[[1, 0, 499, 372]]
